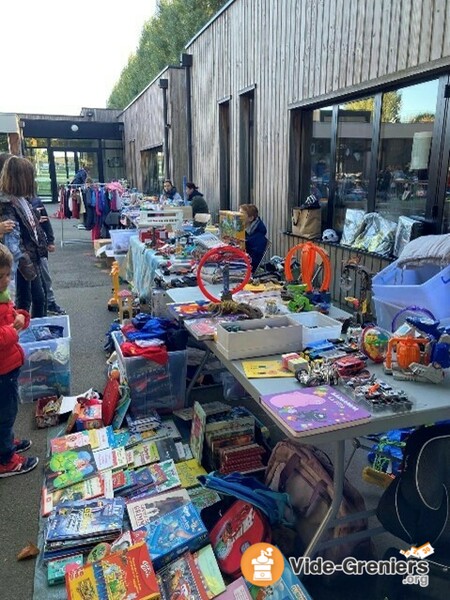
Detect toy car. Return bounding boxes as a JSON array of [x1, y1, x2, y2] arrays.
[[333, 355, 367, 378]]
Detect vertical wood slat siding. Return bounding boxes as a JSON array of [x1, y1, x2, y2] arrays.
[[121, 0, 450, 263]]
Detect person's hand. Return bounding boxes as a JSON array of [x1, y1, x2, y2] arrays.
[[13, 313, 26, 331], [48, 244, 56, 253], [0, 220, 16, 235], [39, 215, 49, 223]]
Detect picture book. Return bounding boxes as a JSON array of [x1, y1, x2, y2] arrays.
[[193, 544, 226, 599], [219, 210, 246, 250], [126, 488, 191, 531], [175, 458, 208, 489], [44, 445, 99, 492], [260, 385, 372, 437], [50, 431, 91, 455], [154, 459, 182, 493], [65, 542, 160, 600], [99, 470, 114, 499], [247, 556, 313, 599], [216, 577, 252, 599], [188, 486, 221, 512], [157, 551, 209, 600], [47, 553, 84, 586], [110, 530, 133, 553], [45, 498, 125, 544], [132, 440, 160, 468], [111, 388, 131, 430], [155, 438, 185, 463], [41, 475, 104, 517], [242, 359, 293, 378], [136, 502, 208, 569]]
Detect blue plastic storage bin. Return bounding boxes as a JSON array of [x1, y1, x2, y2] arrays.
[[18, 315, 71, 403], [372, 261, 450, 320]]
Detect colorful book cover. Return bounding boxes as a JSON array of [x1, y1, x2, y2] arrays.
[[175, 458, 208, 489], [188, 486, 221, 512], [132, 440, 160, 468], [260, 385, 372, 437], [45, 445, 99, 492], [47, 553, 84, 586], [126, 488, 191, 531], [155, 459, 182, 493], [111, 389, 131, 430], [155, 438, 185, 463], [219, 210, 246, 249], [50, 431, 91, 455], [46, 498, 125, 543], [247, 556, 313, 599], [65, 542, 160, 600], [157, 551, 209, 600], [242, 359, 293, 378], [41, 475, 104, 517], [216, 577, 252, 599], [193, 544, 226, 598], [137, 502, 208, 569]]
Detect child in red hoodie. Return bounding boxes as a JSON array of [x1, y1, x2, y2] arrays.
[[0, 243, 39, 477]]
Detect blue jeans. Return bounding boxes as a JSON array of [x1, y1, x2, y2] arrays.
[[0, 367, 20, 464]]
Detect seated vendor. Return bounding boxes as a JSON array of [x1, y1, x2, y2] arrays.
[[160, 180, 183, 205], [186, 182, 210, 227], [240, 204, 268, 273]]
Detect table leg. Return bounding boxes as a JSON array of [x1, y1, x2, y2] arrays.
[[185, 347, 212, 404], [302, 439, 345, 558]]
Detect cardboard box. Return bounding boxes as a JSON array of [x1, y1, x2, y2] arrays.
[[215, 316, 302, 359], [218, 210, 246, 249], [93, 238, 111, 255]]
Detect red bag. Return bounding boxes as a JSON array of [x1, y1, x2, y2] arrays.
[[209, 500, 271, 577], [101, 378, 120, 426]]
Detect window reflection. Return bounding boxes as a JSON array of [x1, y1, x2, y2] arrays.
[[376, 80, 438, 222], [305, 107, 332, 227], [334, 98, 373, 231]]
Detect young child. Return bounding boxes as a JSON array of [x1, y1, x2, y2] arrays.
[[0, 243, 39, 477]]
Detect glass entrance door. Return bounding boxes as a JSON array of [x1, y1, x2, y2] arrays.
[[32, 148, 53, 200], [53, 150, 77, 187]]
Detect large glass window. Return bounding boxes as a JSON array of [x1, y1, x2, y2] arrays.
[[141, 148, 164, 194], [103, 148, 125, 182], [334, 98, 374, 231], [375, 80, 439, 222], [50, 138, 99, 148], [27, 148, 52, 198]]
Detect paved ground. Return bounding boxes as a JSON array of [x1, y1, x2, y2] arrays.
[[0, 215, 404, 600]]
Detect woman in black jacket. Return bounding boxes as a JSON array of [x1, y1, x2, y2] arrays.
[[186, 182, 210, 226]]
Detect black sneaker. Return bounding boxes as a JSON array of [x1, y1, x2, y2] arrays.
[[47, 303, 66, 315]]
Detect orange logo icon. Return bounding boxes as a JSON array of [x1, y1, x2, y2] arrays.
[[240, 543, 284, 587]]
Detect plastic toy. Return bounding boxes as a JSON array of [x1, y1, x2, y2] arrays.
[[384, 336, 431, 373], [295, 362, 339, 386], [333, 355, 367, 378], [196, 246, 252, 302], [108, 261, 120, 311], [340, 258, 374, 324], [360, 326, 390, 363], [284, 241, 331, 292]]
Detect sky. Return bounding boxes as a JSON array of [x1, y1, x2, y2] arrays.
[[2, 0, 157, 115]]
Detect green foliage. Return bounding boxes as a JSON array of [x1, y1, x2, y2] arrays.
[[107, 0, 227, 109], [345, 91, 402, 123]]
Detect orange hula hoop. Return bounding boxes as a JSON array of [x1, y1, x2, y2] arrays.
[[196, 246, 252, 302], [284, 242, 331, 292]]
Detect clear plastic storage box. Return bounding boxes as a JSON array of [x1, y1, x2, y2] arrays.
[[18, 315, 71, 403], [109, 229, 138, 253], [112, 331, 187, 415], [288, 311, 343, 348]]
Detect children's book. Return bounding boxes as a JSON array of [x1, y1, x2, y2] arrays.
[[132, 440, 160, 468], [45, 498, 125, 544], [65, 541, 160, 600], [157, 551, 209, 600], [45, 445, 99, 492], [41, 475, 104, 517], [126, 488, 191, 531], [50, 431, 91, 455], [47, 553, 84, 586], [247, 555, 313, 599], [155, 438, 185, 463], [216, 577, 252, 599], [134, 502, 208, 569], [193, 544, 226, 598], [190, 401, 234, 464], [242, 359, 293, 378], [188, 486, 221, 512], [175, 458, 208, 489], [154, 459, 182, 493], [260, 385, 372, 437]]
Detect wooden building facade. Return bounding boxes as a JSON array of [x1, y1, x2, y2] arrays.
[[122, 0, 450, 281], [121, 66, 188, 195]]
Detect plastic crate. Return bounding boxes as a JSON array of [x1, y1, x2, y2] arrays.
[[109, 229, 138, 253], [112, 331, 186, 415], [18, 315, 71, 403], [287, 311, 342, 348], [372, 260, 450, 320]]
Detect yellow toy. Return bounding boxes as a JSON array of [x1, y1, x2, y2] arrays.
[[108, 261, 120, 311]]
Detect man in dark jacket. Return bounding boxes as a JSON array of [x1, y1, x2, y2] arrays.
[[31, 197, 66, 315], [186, 182, 210, 227], [240, 204, 268, 273]]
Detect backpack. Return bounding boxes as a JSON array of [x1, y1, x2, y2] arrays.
[[377, 423, 450, 551], [265, 440, 370, 563], [208, 499, 271, 578]]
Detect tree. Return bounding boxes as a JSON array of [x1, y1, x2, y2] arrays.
[[107, 0, 227, 109], [345, 91, 402, 123], [410, 113, 434, 123]]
